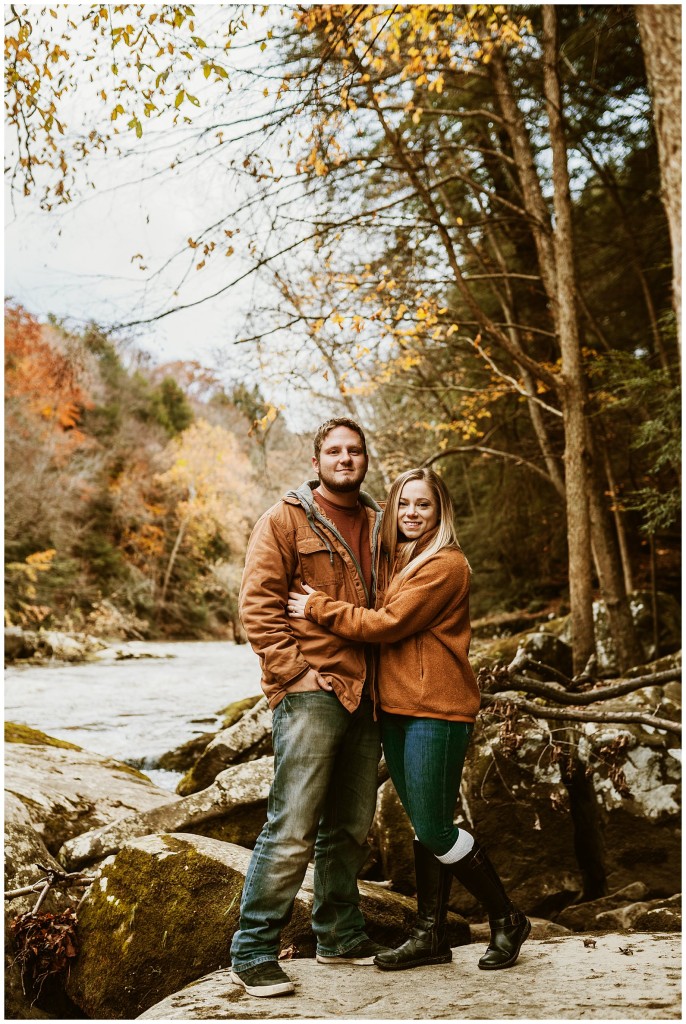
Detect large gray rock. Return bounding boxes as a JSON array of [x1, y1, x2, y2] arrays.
[[556, 881, 649, 931], [457, 713, 583, 918], [5, 731, 175, 855], [371, 779, 415, 894], [461, 661, 680, 917], [4, 627, 106, 663], [557, 591, 681, 675], [472, 593, 681, 677], [138, 933, 681, 1020], [4, 795, 64, 1021], [158, 695, 263, 774], [60, 756, 274, 870], [595, 894, 681, 932], [177, 696, 272, 795], [66, 832, 459, 1020], [4, 793, 85, 1020], [577, 709, 681, 897]]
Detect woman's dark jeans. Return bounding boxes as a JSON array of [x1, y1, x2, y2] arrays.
[[381, 711, 473, 856]]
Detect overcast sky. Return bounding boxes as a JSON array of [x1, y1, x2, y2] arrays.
[[4, 6, 287, 379]]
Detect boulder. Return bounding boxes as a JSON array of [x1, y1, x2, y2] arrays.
[[515, 631, 574, 678], [5, 726, 175, 855], [371, 779, 415, 894], [60, 756, 274, 870], [4, 795, 81, 1020], [630, 896, 682, 932], [472, 594, 681, 678], [155, 731, 216, 774], [138, 932, 681, 1021], [576, 708, 681, 897], [66, 832, 465, 1020], [461, 655, 681, 916], [158, 695, 263, 775], [4, 628, 107, 664], [592, 591, 681, 674], [177, 697, 272, 795], [4, 792, 64, 895], [556, 881, 649, 931], [457, 712, 583, 918], [219, 694, 265, 730], [595, 894, 681, 932]]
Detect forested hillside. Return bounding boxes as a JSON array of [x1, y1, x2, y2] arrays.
[[5, 303, 309, 639], [4, 4, 681, 656]]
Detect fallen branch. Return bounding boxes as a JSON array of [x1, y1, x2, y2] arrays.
[[481, 694, 681, 735], [5, 866, 94, 914], [482, 666, 682, 706]]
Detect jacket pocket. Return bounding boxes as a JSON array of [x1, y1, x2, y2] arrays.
[[297, 537, 343, 587]]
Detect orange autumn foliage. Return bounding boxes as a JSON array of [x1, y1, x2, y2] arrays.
[[5, 302, 93, 454]]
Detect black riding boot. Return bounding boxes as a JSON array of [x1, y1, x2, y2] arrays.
[[374, 840, 453, 970], [450, 840, 530, 970]]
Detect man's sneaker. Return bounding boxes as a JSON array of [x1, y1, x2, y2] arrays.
[[316, 938, 392, 965], [230, 961, 295, 997]]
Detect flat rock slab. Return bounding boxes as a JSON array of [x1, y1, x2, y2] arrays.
[[139, 932, 681, 1020]]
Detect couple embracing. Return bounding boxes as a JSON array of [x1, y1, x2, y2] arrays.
[[229, 417, 529, 997]]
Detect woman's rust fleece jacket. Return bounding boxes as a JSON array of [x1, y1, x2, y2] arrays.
[[305, 545, 481, 723]]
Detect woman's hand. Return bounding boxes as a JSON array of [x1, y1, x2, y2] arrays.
[[287, 583, 315, 618]]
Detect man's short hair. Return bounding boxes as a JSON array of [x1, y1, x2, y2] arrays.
[[313, 417, 367, 461]]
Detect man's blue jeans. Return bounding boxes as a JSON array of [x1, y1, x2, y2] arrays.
[[230, 691, 381, 969], [381, 712, 473, 856]]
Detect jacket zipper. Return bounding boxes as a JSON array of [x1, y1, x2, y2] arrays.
[[310, 505, 380, 609]]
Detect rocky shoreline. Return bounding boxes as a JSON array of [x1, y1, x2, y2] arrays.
[[4, 608, 681, 1019]]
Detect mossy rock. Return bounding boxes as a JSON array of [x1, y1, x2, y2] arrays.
[[176, 697, 271, 797], [157, 697, 263, 776], [4, 722, 82, 751], [66, 834, 314, 1019], [156, 732, 216, 773], [219, 694, 263, 729]]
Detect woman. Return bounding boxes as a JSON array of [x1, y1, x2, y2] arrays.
[[287, 467, 530, 972]]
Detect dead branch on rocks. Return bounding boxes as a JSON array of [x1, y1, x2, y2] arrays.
[[482, 695, 681, 735], [5, 866, 94, 914], [478, 658, 681, 736]]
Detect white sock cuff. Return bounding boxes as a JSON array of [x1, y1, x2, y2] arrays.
[[436, 830, 475, 865]]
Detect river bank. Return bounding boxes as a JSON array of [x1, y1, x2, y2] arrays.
[[5, 624, 681, 1019], [4, 638, 262, 789]]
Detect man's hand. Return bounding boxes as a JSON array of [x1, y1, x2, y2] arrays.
[[288, 667, 334, 693]]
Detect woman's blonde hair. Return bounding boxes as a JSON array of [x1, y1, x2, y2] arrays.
[[382, 467, 464, 579]]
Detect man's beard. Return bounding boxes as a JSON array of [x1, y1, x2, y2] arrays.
[[318, 465, 367, 493]]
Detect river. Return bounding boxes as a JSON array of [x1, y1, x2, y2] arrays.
[[4, 640, 263, 790]]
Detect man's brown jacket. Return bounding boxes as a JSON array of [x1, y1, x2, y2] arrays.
[[239, 480, 384, 712]]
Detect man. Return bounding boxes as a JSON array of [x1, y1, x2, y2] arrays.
[[229, 417, 388, 997]]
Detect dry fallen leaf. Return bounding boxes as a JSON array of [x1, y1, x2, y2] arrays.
[[583, 938, 597, 948]]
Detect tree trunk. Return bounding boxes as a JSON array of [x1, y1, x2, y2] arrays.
[[636, 4, 682, 350], [586, 428, 643, 670], [160, 512, 190, 608], [542, 6, 596, 673], [602, 448, 634, 595]]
